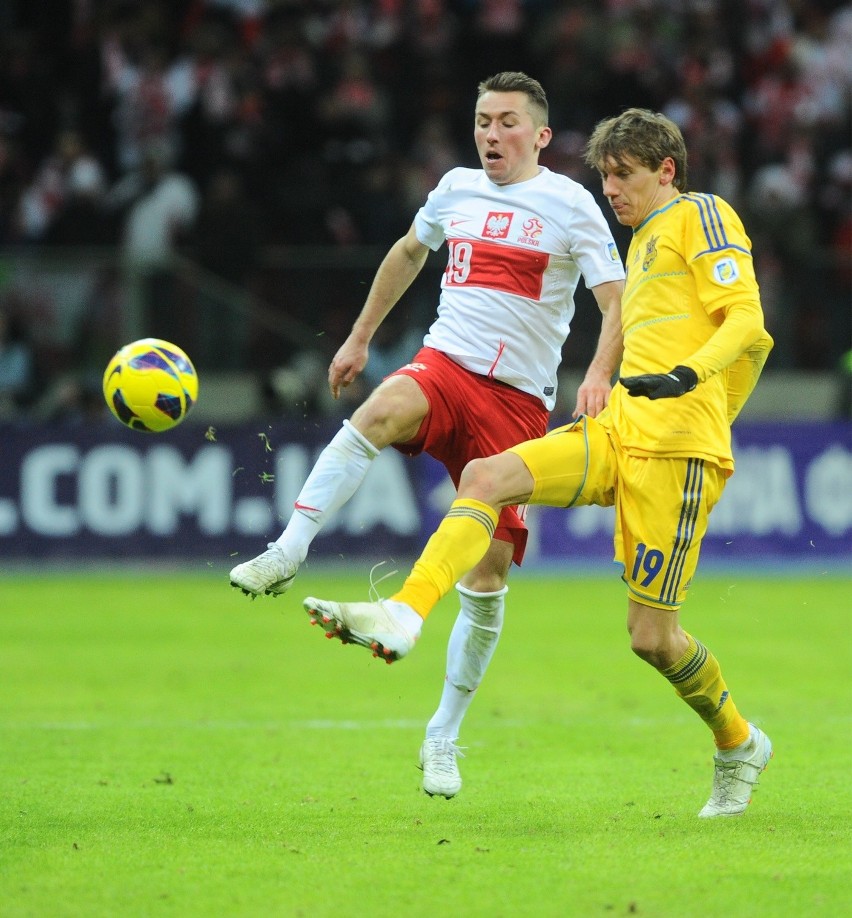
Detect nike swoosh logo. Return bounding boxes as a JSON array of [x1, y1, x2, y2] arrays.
[[294, 501, 322, 513], [450, 219, 469, 227]]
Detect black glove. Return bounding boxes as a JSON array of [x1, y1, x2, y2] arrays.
[[619, 365, 698, 400]]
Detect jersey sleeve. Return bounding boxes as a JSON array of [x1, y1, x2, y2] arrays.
[[684, 194, 761, 318], [686, 300, 769, 383], [564, 187, 625, 288], [725, 329, 774, 422], [678, 195, 768, 383], [413, 169, 463, 251]]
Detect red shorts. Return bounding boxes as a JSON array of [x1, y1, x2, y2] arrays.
[[389, 347, 548, 564]]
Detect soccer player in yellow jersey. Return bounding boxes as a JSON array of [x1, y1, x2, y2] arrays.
[[303, 109, 775, 819]]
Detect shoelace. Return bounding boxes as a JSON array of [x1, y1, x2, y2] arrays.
[[253, 543, 282, 563], [260, 543, 290, 575], [368, 560, 398, 602], [711, 758, 758, 803], [424, 737, 466, 774]]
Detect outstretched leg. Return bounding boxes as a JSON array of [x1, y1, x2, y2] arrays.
[[303, 420, 600, 649], [229, 420, 379, 596], [231, 375, 427, 597]]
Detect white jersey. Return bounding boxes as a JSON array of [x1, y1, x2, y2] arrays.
[[414, 166, 624, 410]]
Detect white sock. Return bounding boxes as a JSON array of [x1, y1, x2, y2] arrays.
[[275, 420, 379, 562], [425, 583, 507, 740]]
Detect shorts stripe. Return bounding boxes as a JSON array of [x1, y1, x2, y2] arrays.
[[659, 459, 704, 604], [447, 505, 497, 539], [563, 416, 589, 509]]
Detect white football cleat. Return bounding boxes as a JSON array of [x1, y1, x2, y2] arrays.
[[302, 597, 419, 662], [420, 736, 464, 798], [698, 723, 773, 818], [230, 543, 298, 597]]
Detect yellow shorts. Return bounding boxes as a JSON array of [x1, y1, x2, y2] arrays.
[[509, 416, 727, 610]]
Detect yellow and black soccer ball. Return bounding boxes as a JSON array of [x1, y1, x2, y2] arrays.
[[103, 338, 198, 432]]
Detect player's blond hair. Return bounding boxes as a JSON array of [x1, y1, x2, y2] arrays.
[[477, 72, 549, 128], [584, 108, 689, 191]]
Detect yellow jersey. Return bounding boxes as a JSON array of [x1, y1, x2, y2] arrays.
[[607, 192, 773, 471]]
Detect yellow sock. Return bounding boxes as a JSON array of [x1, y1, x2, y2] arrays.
[[392, 498, 498, 620], [661, 633, 750, 749]]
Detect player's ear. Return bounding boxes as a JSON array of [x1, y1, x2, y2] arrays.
[[659, 156, 677, 186], [536, 126, 553, 150]]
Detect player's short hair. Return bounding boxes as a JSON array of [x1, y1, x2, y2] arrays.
[[584, 108, 689, 191], [477, 72, 549, 127]]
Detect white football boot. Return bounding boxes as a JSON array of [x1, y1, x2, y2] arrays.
[[698, 723, 773, 818], [230, 544, 298, 597], [302, 597, 419, 662], [420, 736, 464, 798]]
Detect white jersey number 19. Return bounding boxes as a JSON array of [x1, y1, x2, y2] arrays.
[[446, 240, 473, 284]]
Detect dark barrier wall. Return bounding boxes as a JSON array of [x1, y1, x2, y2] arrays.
[[1, 420, 850, 568]]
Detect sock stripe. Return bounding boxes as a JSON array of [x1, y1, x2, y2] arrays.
[[446, 505, 497, 539], [666, 639, 708, 684]]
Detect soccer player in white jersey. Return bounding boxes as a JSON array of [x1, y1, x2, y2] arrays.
[[230, 72, 625, 798]]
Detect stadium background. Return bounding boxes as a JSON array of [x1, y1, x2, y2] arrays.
[[0, 0, 849, 568]]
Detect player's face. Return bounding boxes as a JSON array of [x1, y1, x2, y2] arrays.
[[474, 91, 551, 186], [599, 154, 678, 227]]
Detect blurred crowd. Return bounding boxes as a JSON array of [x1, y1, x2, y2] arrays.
[[0, 0, 850, 420]]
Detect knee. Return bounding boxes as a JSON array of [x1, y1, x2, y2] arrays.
[[628, 623, 671, 670], [627, 600, 686, 671], [630, 638, 667, 669], [350, 387, 425, 447], [458, 456, 505, 505]]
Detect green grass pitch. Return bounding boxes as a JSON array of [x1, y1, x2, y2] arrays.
[[2, 567, 850, 917]]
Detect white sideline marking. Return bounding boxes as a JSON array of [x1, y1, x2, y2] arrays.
[[15, 719, 428, 731], [11, 712, 831, 732]]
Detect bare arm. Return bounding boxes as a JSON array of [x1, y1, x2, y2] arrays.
[[328, 223, 430, 399], [573, 279, 624, 418]]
